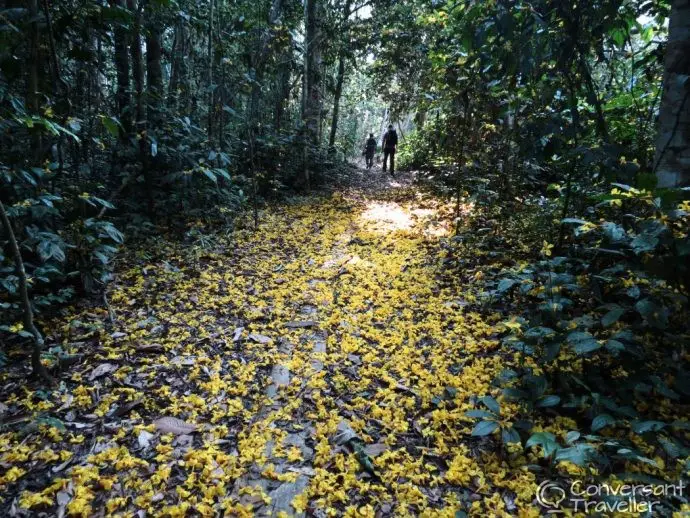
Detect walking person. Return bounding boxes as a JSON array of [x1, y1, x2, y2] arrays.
[[382, 124, 398, 176], [364, 133, 377, 169]]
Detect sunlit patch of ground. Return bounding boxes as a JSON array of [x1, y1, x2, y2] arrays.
[[358, 199, 452, 237], [359, 201, 414, 233]]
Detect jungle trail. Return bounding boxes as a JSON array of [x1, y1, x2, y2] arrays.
[[1, 0, 689, 516]]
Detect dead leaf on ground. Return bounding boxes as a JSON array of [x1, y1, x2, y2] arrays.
[[248, 333, 271, 344], [333, 420, 358, 446], [284, 320, 318, 328], [363, 443, 389, 457], [111, 398, 143, 418], [153, 416, 198, 435], [88, 363, 118, 381], [136, 343, 164, 353]]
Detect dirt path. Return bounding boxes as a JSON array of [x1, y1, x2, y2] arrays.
[[2, 167, 533, 517]]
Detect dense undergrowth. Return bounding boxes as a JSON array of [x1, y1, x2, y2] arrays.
[[399, 120, 690, 513]]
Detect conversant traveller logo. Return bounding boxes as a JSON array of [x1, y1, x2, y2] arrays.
[[536, 479, 686, 514]]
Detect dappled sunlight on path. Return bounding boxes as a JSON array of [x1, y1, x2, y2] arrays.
[[360, 201, 414, 232]]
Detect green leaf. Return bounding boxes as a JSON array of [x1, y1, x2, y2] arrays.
[[641, 26, 654, 42], [565, 431, 580, 444], [631, 420, 665, 434], [524, 326, 556, 342], [605, 339, 626, 354], [202, 169, 218, 183], [601, 222, 627, 243], [601, 307, 625, 327], [502, 388, 528, 400], [609, 27, 626, 47], [497, 278, 517, 293], [658, 436, 686, 459], [567, 331, 601, 355], [101, 115, 121, 138], [102, 223, 124, 244], [615, 448, 658, 466], [471, 420, 499, 437], [479, 395, 500, 414], [501, 426, 520, 444], [536, 395, 560, 408], [631, 233, 659, 254], [543, 341, 561, 362], [526, 432, 559, 457], [465, 409, 494, 419], [635, 299, 669, 330], [555, 444, 595, 466], [592, 414, 616, 432]]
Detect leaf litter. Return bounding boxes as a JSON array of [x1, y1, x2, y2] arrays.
[[0, 172, 685, 516]]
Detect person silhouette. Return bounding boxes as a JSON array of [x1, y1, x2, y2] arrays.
[[381, 124, 398, 176], [364, 133, 377, 169]]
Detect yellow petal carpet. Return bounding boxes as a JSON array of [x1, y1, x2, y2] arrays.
[[1, 173, 685, 517]]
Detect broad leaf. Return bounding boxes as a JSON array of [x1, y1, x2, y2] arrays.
[[471, 420, 499, 437]]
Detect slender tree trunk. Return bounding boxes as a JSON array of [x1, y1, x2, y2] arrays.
[[128, 0, 144, 135], [329, 51, 346, 148], [454, 93, 470, 234], [130, 0, 151, 215], [274, 50, 291, 132], [41, 0, 67, 175], [89, 32, 103, 173], [111, 0, 131, 139], [655, 0, 690, 187], [169, 17, 189, 111], [28, 0, 41, 160], [207, 0, 215, 141], [577, 48, 609, 143], [146, 23, 163, 124], [169, 23, 179, 107], [249, 0, 284, 125], [142, 13, 163, 216], [379, 107, 388, 143], [303, 0, 321, 139], [558, 73, 583, 250], [303, 0, 321, 187], [328, 0, 351, 149], [0, 200, 53, 383]]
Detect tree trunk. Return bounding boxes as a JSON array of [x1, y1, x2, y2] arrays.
[[328, 0, 351, 149], [111, 0, 131, 139], [128, 0, 144, 135], [28, 0, 41, 160], [329, 51, 346, 148], [655, 0, 690, 187], [0, 200, 53, 384], [169, 16, 189, 111], [249, 0, 284, 125], [303, 0, 321, 142], [207, 0, 215, 141], [302, 0, 321, 186], [274, 49, 291, 132], [577, 47, 609, 144], [146, 22, 163, 125]]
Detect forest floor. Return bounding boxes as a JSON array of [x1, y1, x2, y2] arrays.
[[0, 166, 678, 517]]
